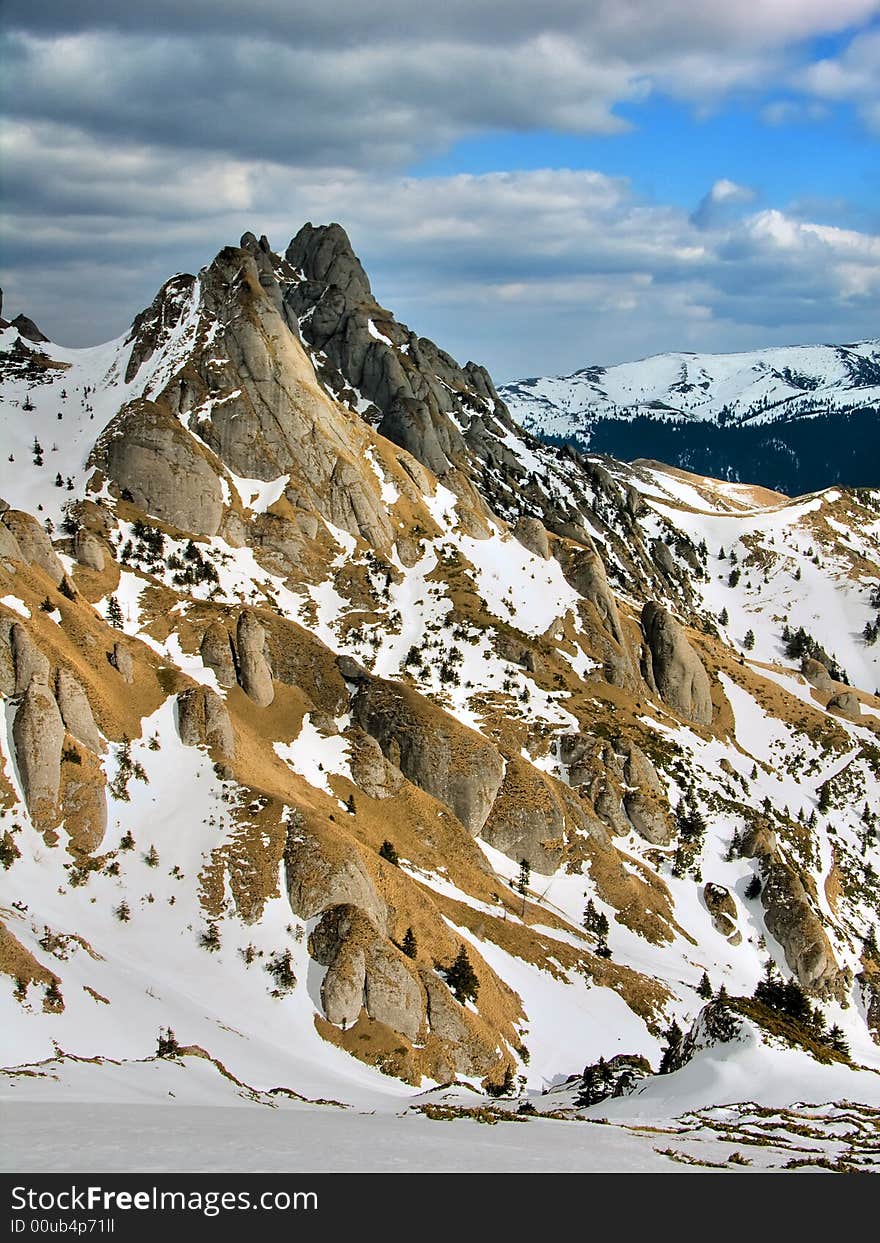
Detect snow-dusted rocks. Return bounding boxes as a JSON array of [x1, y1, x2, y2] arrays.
[[827, 690, 861, 721], [512, 515, 551, 560], [641, 600, 713, 725]]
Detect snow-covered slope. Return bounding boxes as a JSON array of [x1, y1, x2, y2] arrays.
[[1, 228, 879, 1171], [501, 340, 880, 495]]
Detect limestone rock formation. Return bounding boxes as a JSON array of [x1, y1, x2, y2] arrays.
[[108, 642, 134, 684], [347, 730, 405, 800], [177, 686, 235, 760], [73, 529, 106, 572], [284, 821, 387, 934], [512, 515, 550, 560], [352, 678, 504, 833], [235, 612, 274, 706], [703, 882, 738, 939], [801, 657, 833, 692], [1, 511, 64, 583], [309, 904, 423, 1041], [481, 755, 565, 874], [11, 622, 50, 693], [199, 621, 237, 688], [827, 691, 860, 721], [641, 601, 713, 725], [97, 400, 224, 535], [12, 680, 65, 828], [55, 668, 105, 753]]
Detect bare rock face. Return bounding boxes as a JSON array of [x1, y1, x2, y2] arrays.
[[199, 621, 237, 688], [348, 730, 405, 800], [284, 821, 387, 934], [13, 681, 64, 828], [481, 755, 564, 874], [97, 400, 224, 536], [512, 516, 550, 560], [0, 521, 23, 563], [419, 968, 497, 1075], [108, 642, 134, 684], [73, 529, 106, 572], [559, 733, 671, 844], [11, 622, 50, 693], [309, 904, 423, 1041], [641, 601, 713, 725], [62, 753, 108, 854], [827, 691, 860, 721], [741, 822, 777, 859], [55, 668, 105, 753], [177, 686, 235, 760], [352, 679, 504, 834], [235, 612, 274, 706], [0, 511, 64, 583], [0, 619, 14, 696], [557, 544, 627, 648], [801, 657, 833, 693]]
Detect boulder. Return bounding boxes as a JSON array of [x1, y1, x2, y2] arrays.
[[177, 686, 235, 759], [641, 601, 713, 725], [73, 529, 105, 572], [801, 657, 832, 693], [0, 521, 22, 563], [827, 691, 860, 721], [62, 757, 108, 854], [199, 621, 237, 688], [620, 740, 673, 845], [55, 668, 105, 753], [759, 855, 847, 998], [352, 679, 504, 834], [512, 516, 550, 560], [13, 681, 64, 827], [108, 642, 134, 684], [703, 882, 738, 937], [236, 612, 274, 706]]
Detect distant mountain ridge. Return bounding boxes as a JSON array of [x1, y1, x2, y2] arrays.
[[501, 339, 880, 495]]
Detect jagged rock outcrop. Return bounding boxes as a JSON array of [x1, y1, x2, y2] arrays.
[[352, 678, 504, 833], [10, 622, 50, 693], [309, 904, 423, 1040], [73, 529, 106, 572], [481, 755, 565, 874], [97, 400, 225, 535], [0, 520, 22, 563], [55, 668, 104, 753], [235, 612, 274, 706], [559, 734, 671, 845], [512, 516, 550, 560], [0, 618, 14, 695], [641, 601, 713, 725], [177, 686, 235, 760], [827, 691, 860, 721], [11, 314, 49, 344], [12, 680, 64, 828], [1, 510, 64, 583], [199, 621, 237, 688]]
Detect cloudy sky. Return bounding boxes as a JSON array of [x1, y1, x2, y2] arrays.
[[1, 1, 879, 380]]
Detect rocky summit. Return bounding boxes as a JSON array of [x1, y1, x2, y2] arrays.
[[1, 226, 880, 1167]]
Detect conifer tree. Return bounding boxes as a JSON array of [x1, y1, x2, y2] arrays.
[[659, 1020, 683, 1074], [378, 839, 399, 865], [401, 927, 417, 959], [445, 945, 479, 1004], [697, 971, 712, 999]]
